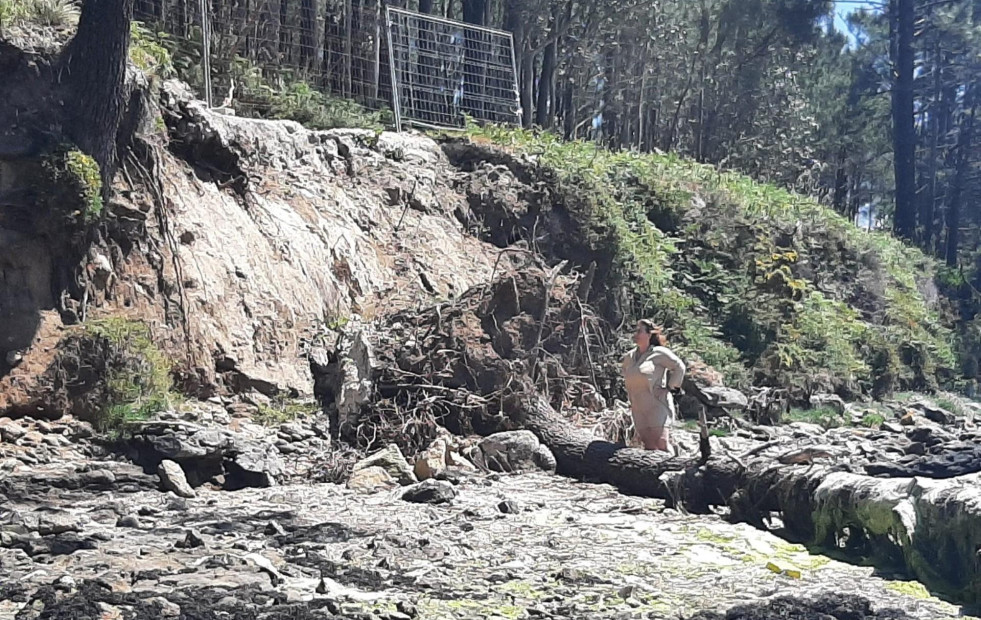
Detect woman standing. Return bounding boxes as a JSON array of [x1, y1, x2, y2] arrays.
[[621, 320, 686, 452]]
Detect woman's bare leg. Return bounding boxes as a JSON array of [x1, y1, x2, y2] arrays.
[[641, 426, 669, 452], [637, 427, 668, 452]]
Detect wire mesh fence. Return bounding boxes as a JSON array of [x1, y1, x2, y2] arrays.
[[386, 8, 520, 130], [132, 0, 519, 131]]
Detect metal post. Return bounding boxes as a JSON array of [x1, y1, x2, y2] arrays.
[[507, 31, 520, 126], [385, 6, 403, 132], [199, 0, 213, 107]]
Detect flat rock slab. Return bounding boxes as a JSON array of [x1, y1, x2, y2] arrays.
[[0, 468, 971, 620]]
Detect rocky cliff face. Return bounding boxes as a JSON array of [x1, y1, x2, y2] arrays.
[[0, 79, 510, 415]]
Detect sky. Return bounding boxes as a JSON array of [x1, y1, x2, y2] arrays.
[[833, 0, 879, 41]]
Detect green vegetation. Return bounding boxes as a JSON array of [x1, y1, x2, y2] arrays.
[[0, 0, 78, 29], [132, 26, 388, 130], [254, 397, 320, 426], [785, 406, 845, 429], [860, 411, 886, 428], [63, 149, 103, 218], [79, 318, 175, 432], [464, 125, 957, 400], [129, 21, 174, 79], [40, 147, 104, 220]]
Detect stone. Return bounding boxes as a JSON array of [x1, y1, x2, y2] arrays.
[[117, 515, 142, 529], [232, 445, 285, 487], [881, 421, 904, 433], [148, 597, 181, 618], [264, 520, 287, 536], [414, 438, 448, 481], [158, 460, 196, 498], [498, 500, 521, 514], [353, 444, 417, 485], [476, 431, 557, 474], [911, 402, 956, 426], [396, 601, 418, 618], [402, 479, 457, 505], [176, 529, 206, 549], [810, 394, 846, 415], [700, 386, 750, 411], [0, 421, 27, 442], [347, 466, 398, 493]]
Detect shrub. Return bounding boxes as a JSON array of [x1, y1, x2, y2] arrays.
[[54, 318, 175, 432], [41, 147, 103, 221], [254, 397, 320, 427]]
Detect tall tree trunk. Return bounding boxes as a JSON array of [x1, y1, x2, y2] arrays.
[[462, 0, 484, 25], [833, 145, 848, 214], [279, 0, 289, 59], [535, 10, 558, 128], [891, 0, 917, 240], [945, 90, 977, 267], [921, 42, 943, 252], [521, 43, 534, 128], [419, 0, 432, 13], [299, 0, 315, 72], [61, 0, 135, 197]]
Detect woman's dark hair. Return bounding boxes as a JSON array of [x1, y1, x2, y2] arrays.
[[638, 319, 668, 347]]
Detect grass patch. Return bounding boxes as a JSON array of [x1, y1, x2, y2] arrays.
[[935, 396, 964, 417], [859, 411, 886, 428], [785, 406, 845, 429], [130, 21, 174, 79], [0, 0, 78, 29], [132, 25, 389, 130], [253, 397, 320, 426]]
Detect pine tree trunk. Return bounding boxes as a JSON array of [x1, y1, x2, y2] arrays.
[[891, 0, 917, 240], [535, 13, 557, 128], [300, 0, 315, 72], [945, 91, 976, 266], [61, 0, 135, 198]]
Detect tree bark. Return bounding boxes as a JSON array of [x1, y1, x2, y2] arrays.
[[945, 90, 976, 267], [61, 0, 135, 198], [299, 0, 315, 72], [535, 11, 557, 128], [890, 0, 917, 241]]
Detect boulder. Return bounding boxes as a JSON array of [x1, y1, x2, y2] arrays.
[[681, 363, 747, 414], [401, 479, 456, 505], [347, 466, 398, 493], [230, 444, 284, 488], [158, 460, 196, 498], [910, 402, 956, 426], [475, 430, 556, 474], [352, 444, 417, 485], [810, 394, 846, 416], [414, 437, 448, 481]]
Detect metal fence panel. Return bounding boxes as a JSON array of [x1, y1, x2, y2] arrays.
[[386, 7, 520, 130]]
